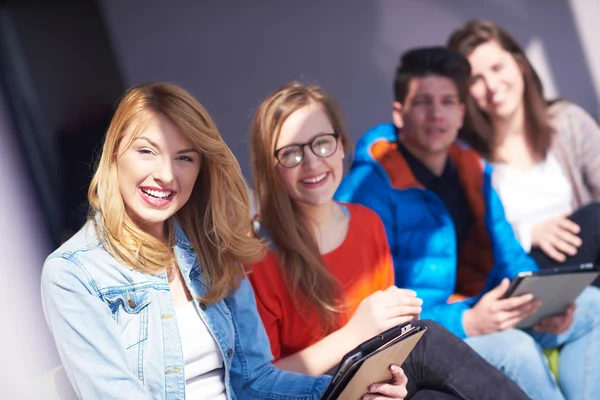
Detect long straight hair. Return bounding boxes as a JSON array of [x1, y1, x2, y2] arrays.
[[89, 82, 266, 304], [250, 82, 352, 334], [448, 19, 554, 161]]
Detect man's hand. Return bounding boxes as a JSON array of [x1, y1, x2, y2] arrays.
[[463, 278, 541, 336], [534, 304, 576, 334]]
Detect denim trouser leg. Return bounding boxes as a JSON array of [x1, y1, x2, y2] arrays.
[[528, 286, 600, 400], [464, 329, 563, 400]]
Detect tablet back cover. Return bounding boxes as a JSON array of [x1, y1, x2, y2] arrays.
[[336, 329, 426, 400]]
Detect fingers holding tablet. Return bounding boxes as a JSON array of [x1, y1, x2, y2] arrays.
[[534, 303, 576, 334], [463, 279, 541, 335], [363, 364, 408, 400], [502, 264, 597, 329]]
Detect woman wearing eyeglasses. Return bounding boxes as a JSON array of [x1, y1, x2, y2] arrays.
[[247, 82, 530, 400]]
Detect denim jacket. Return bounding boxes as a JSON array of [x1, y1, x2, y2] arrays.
[[41, 218, 330, 399]]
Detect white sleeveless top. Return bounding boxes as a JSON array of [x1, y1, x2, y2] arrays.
[[492, 152, 573, 252], [175, 301, 227, 399]]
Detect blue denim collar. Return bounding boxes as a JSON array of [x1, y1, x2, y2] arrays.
[[172, 218, 209, 293], [91, 213, 201, 284], [173, 217, 194, 252]]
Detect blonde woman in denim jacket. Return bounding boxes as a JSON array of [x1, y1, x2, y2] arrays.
[[41, 82, 406, 400]]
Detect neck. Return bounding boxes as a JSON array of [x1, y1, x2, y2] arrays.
[[143, 221, 168, 243], [297, 200, 342, 231], [490, 103, 527, 145], [401, 140, 448, 177], [297, 200, 348, 255]]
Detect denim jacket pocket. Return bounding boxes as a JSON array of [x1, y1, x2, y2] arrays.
[[104, 288, 152, 382]]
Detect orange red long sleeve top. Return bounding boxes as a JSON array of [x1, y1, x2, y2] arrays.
[[248, 203, 394, 360]]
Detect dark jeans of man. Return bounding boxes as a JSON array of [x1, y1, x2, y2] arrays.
[[404, 320, 530, 400], [530, 202, 600, 287]]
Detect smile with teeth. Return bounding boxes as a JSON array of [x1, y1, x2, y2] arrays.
[[301, 172, 328, 184], [141, 188, 173, 199]]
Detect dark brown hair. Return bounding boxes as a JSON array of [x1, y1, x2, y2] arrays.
[[394, 46, 471, 104], [447, 19, 554, 160], [250, 82, 352, 334]]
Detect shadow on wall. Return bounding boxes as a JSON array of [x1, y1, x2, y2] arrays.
[[427, 0, 599, 115], [99, 0, 386, 180], [100, 0, 600, 184]]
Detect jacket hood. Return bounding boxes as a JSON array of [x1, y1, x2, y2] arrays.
[[353, 123, 397, 164]]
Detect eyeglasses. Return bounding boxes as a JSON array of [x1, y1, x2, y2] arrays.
[[274, 133, 340, 168]]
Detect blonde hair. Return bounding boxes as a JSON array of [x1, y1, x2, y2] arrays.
[[89, 82, 265, 304], [250, 82, 352, 334]]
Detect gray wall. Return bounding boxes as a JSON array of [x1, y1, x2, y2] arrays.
[[99, 0, 600, 180]]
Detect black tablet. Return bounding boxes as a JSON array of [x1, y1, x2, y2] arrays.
[[321, 322, 427, 400], [503, 263, 599, 329]]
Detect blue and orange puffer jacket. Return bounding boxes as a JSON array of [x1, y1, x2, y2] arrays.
[[335, 123, 538, 338]]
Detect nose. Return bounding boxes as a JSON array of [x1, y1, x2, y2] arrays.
[[483, 73, 500, 95], [301, 146, 321, 168], [154, 158, 174, 184], [428, 102, 444, 120]]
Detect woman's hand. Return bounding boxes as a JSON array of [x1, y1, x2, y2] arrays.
[[531, 213, 581, 262], [362, 364, 408, 400], [343, 286, 422, 343]]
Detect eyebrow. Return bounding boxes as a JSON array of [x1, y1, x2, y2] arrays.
[[177, 148, 199, 155], [279, 132, 336, 148], [136, 136, 199, 154], [412, 93, 459, 99], [136, 136, 159, 148]]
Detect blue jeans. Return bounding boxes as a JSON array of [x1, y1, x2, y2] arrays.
[[464, 286, 600, 400]]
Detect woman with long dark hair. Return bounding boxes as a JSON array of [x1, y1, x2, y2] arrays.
[[448, 20, 600, 399], [448, 20, 600, 285]]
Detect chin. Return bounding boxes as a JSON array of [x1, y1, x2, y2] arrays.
[[296, 193, 335, 207], [427, 142, 453, 154], [492, 100, 519, 119], [137, 210, 173, 225]]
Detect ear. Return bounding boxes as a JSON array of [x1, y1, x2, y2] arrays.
[[392, 101, 404, 129]]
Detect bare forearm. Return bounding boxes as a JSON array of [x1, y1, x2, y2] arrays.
[[273, 325, 359, 376]]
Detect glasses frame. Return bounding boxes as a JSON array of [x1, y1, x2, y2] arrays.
[[273, 132, 340, 168]]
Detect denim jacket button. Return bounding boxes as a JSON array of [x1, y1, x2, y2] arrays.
[[227, 348, 233, 358], [128, 299, 136, 308], [199, 302, 207, 311]]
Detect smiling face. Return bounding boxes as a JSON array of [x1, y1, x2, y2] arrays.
[[116, 113, 201, 240], [274, 102, 345, 208], [467, 40, 525, 120], [393, 75, 465, 159]]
